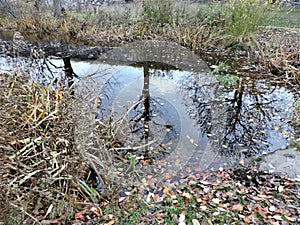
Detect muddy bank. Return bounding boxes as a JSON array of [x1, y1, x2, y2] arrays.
[[0, 29, 111, 59]]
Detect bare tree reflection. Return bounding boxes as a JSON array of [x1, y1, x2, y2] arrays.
[[186, 74, 295, 158], [99, 61, 180, 160]]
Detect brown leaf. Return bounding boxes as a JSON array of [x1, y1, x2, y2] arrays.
[[284, 215, 296, 222], [90, 206, 101, 216], [165, 173, 171, 179], [75, 210, 87, 220], [244, 216, 251, 223], [157, 214, 164, 220], [232, 204, 244, 211], [107, 218, 115, 225]]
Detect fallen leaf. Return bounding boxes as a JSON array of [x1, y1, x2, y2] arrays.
[[269, 205, 276, 212], [165, 173, 171, 179], [163, 186, 170, 194], [146, 179, 154, 185], [103, 214, 114, 220], [199, 205, 207, 211], [40, 218, 63, 224], [182, 192, 191, 199], [119, 197, 126, 202], [90, 206, 101, 216], [232, 204, 243, 211], [157, 214, 164, 220], [146, 192, 154, 203], [203, 187, 210, 193], [75, 210, 87, 220], [244, 216, 251, 223], [211, 198, 220, 204], [107, 218, 115, 225], [272, 215, 283, 221], [278, 186, 284, 193], [284, 215, 296, 222], [153, 194, 159, 201]]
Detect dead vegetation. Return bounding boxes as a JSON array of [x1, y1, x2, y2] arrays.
[[0, 58, 150, 224], [0, 69, 90, 223], [0, 1, 299, 224]]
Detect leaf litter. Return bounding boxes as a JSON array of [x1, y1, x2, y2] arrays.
[[141, 165, 300, 224]]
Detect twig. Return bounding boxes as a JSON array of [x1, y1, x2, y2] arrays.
[[112, 139, 157, 151], [113, 98, 145, 135]]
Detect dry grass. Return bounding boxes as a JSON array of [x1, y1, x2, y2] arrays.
[[0, 2, 299, 223], [0, 68, 92, 223], [0, 56, 148, 224]]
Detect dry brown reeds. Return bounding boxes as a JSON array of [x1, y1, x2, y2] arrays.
[[0, 69, 96, 223]]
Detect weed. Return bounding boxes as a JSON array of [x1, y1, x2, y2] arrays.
[[220, 0, 268, 47], [142, 0, 175, 24], [211, 62, 239, 86], [0, 62, 92, 223], [211, 62, 230, 76]]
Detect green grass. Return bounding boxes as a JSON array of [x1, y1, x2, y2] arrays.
[[260, 7, 300, 28]]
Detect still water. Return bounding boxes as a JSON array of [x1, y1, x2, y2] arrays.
[[0, 38, 298, 174]]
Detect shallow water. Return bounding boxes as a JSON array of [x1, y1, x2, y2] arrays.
[[0, 35, 298, 175]]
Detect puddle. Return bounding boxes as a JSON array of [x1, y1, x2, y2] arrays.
[[0, 35, 299, 178], [72, 41, 298, 177]]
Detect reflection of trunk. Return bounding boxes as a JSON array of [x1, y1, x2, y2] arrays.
[[53, 0, 61, 18], [232, 77, 245, 125], [143, 65, 150, 153], [63, 56, 74, 94], [143, 66, 150, 137]]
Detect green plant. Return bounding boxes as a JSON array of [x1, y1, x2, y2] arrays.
[[211, 62, 230, 76], [194, 2, 224, 26], [142, 0, 175, 24], [211, 62, 239, 86], [221, 0, 268, 47]]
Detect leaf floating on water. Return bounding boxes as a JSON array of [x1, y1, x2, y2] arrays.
[[190, 138, 195, 144]]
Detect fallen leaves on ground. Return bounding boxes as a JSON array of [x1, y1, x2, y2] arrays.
[[69, 165, 299, 224], [145, 166, 300, 224]]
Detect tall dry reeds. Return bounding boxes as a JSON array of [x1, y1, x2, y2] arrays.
[[0, 68, 92, 223]]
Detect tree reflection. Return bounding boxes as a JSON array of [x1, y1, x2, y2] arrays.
[[100, 61, 180, 159], [187, 74, 295, 158], [99, 59, 295, 161]]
